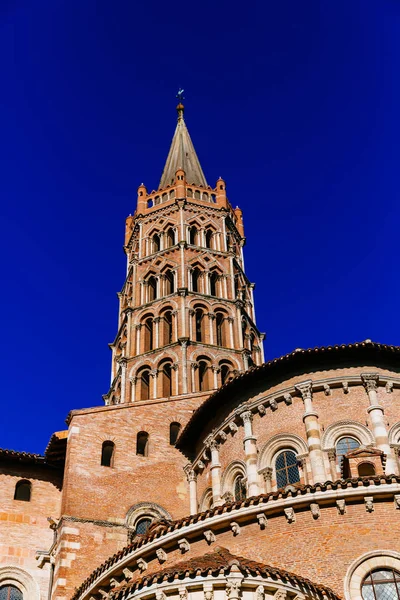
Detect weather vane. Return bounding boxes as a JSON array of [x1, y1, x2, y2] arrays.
[[176, 88, 185, 103]]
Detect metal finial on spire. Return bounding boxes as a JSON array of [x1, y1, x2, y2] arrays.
[[176, 88, 185, 103]]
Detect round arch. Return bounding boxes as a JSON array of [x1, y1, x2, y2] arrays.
[[221, 460, 247, 496], [257, 433, 308, 470], [0, 566, 40, 600], [344, 550, 400, 600], [388, 421, 400, 445], [125, 502, 172, 529], [321, 420, 374, 450]]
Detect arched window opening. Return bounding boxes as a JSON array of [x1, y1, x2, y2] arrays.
[[152, 233, 160, 253], [362, 569, 400, 600], [144, 317, 153, 351], [192, 268, 201, 292], [164, 270, 175, 295], [275, 450, 300, 489], [147, 276, 157, 301], [198, 360, 210, 392], [234, 475, 246, 502], [195, 309, 204, 342], [209, 271, 218, 296], [161, 362, 172, 397], [169, 422, 181, 445], [163, 311, 173, 345], [247, 355, 255, 368], [136, 431, 149, 456], [205, 229, 213, 249], [14, 480, 31, 502], [187, 188, 193, 198], [220, 363, 233, 385], [336, 436, 360, 468], [250, 332, 256, 351], [189, 226, 199, 245], [139, 369, 150, 401], [358, 462, 376, 477], [216, 312, 225, 346], [0, 586, 23, 600], [166, 228, 175, 248], [194, 190, 201, 200], [135, 517, 152, 535], [101, 441, 115, 467]]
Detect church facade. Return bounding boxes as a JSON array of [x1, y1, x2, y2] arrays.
[[1, 104, 400, 600]]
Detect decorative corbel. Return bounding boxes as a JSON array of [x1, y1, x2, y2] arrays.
[[386, 381, 394, 393], [228, 422, 238, 434], [364, 496, 374, 513], [122, 567, 134, 580], [310, 503, 320, 519], [178, 538, 190, 553], [269, 399, 278, 411], [394, 495, 400, 509], [137, 558, 148, 571], [257, 513, 267, 529], [342, 381, 349, 394], [204, 530, 216, 544], [156, 548, 167, 563], [256, 586, 265, 600], [323, 384, 331, 396], [230, 521, 241, 536], [258, 404, 266, 416], [283, 393, 293, 405], [284, 507, 295, 523], [336, 499, 346, 515]]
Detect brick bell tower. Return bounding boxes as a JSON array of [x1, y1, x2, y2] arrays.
[[105, 102, 264, 405]]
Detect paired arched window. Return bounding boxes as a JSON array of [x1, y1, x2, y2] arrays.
[[189, 226, 199, 245], [14, 480, 31, 502], [147, 276, 157, 301], [169, 422, 181, 445], [192, 268, 202, 293], [138, 368, 151, 401], [101, 441, 115, 467], [164, 270, 175, 295], [362, 569, 400, 600], [163, 310, 173, 345], [233, 475, 246, 501], [0, 586, 23, 600], [143, 317, 154, 352], [152, 233, 160, 253], [136, 431, 149, 456], [165, 228, 175, 248], [275, 450, 300, 488], [336, 436, 360, 467], [195, 308, 205, 342], [216, 312, 227, 346], [205, 229, 214, 249], [160, 361, 173, 397], [209, 271, 218, 296], [198, 359, 211, 392], [220, 362, 234, 385]]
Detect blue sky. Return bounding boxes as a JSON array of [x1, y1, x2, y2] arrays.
[[1, 1, 399, 453]]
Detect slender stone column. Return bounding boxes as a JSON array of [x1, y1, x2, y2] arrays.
[[260, 466, 273, 493], [120, 359, 127, 404], [126, 310, 132, 355], [327, 448, 338, 480], [205, 436, 222, 506], [179, 338, 189, 395], [135, 324, 141, 355], [150, 369, 158, 399], [228, 317, 234, 348], [191, 362, 198, 393], [212, 366, 220, 389], [154, 317, 160, 348], [188, 309, 194, 340], [239, 411, 260, 496], [236, 302, 244, 347], [138, 221, 143, 258], [184, 466, 198, 515], [295, 381, 326, 484], [208, 313, 215, 345], [361, 373, 397, 474], [297, 454, 309, 485], [129, 376, 137, 402]]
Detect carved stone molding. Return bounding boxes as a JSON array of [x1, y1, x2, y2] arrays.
[[364, 496, 374, 512], [284, 507, 295, 523], [204, 530, 216, 544], [257, 512, 268, 529]]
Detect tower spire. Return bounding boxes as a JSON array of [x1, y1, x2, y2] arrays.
[[159, 98, 208, 189]]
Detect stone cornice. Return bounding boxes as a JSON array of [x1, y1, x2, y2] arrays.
[[72, 477, 400, 600], [189, 374, 400, 470]]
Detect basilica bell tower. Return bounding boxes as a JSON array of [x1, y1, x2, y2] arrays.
[[105, 102, 264, 406]]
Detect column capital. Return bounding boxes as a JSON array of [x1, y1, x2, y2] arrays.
[[184, 464, 198, 482], [204, 434, 219, 452], [239, 410, 253, 425], [295, 380, 313, 400], [361, 373, 380, 393], [259, 466, 273, 481], [149, 369, 158, 378], [327, 448, 336, 461]]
